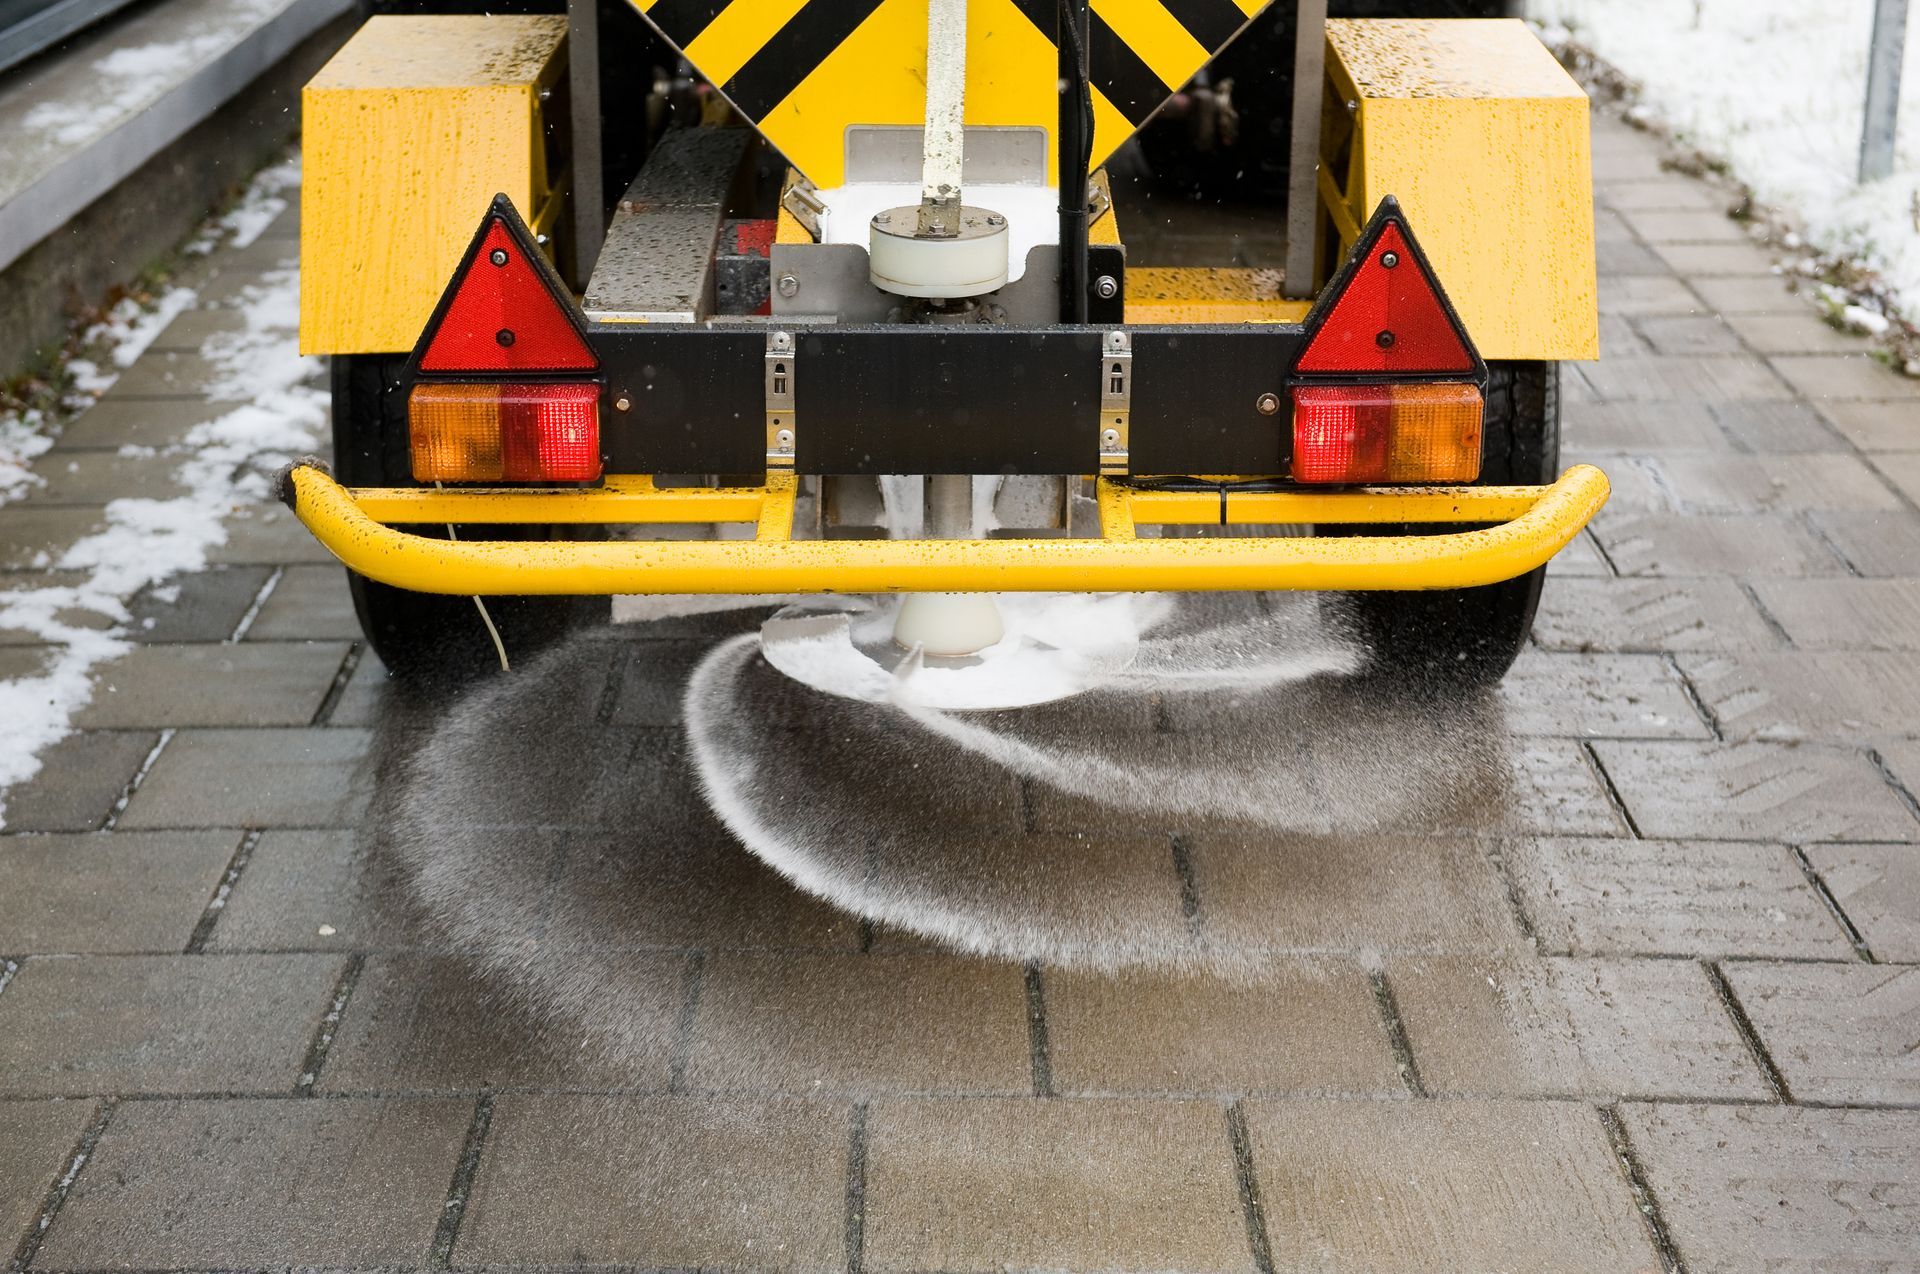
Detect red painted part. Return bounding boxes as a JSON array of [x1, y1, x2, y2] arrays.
[[733, 219, 777, 258], [1295, 223, 1474, 375], [419, 221, 598, 373]]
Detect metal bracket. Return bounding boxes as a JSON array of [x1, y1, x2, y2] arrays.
[[765, 330, 796, 469], [1098, 329, 1131, 476], [780, 177, 826, 241]]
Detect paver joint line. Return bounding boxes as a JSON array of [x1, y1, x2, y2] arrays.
[[1579, 739, 1643, 839], [1022, 963, 1056, 1098], [1168, 833, 1204, 937], [1597, 1103, 1688, 1274], [1703, 962, 1793, 1104], [666, 951, 707, 1095], [1660, 653, 1725, 741], [1225, 1100, 1277, 1274], [1366, 968, 1428, 1097], [309, 641, 365, 727], [7, 1098, 116, 1274], [226, 565, 284, 642], [295, 953, 366, 1096], [182, 830, 261, 954], [1864, 747, 1920, 827], [98, 729, 175, 833], [430, 1091, 497, 1269], [844, 1100, 869, 1274], [1788, 845, 1878, 963]]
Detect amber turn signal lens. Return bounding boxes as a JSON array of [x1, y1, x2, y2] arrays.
[[1289, 382, 1484, 484], [409, 382, 601, 483]]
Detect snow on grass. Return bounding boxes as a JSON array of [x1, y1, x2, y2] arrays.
[[1532, 0, 1920, 334], [0, 157, 322, 825]]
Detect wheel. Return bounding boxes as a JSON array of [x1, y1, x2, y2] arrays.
[[1320, 361, 1560, 688], [331, 354, 611, 678]]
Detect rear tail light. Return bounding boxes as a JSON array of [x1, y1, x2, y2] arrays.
[[1290, 383, 1483, 484], [410, 382, 601, 482]]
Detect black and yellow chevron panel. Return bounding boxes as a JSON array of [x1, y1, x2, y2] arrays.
[[630, 0, 1269, 187]]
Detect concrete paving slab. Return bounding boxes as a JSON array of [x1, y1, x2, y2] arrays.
[[1245, 1098, 1657, 1274], [1597, 313, 1652, 358], [864, 1097, 1250, 1273], [1390, 955, 1767, 1100], [1749, 578, 1920, 650], [97, 350, 226, 400], [1506, 837, 1851, 959], [1592, 512, 1843, 577], [1548, 530, 1614, 577], [1805, 844, 1920, 962], [1565, 452, 1676, 512], [1618, 209, 1749, 244], [0, 507, 105, 569], [1686, 276, 1817, 315], [1634, 314, 1744, 355], [1815, 399, 1920, 451], [321, 649, 390, 727], [0, 728, 155, 832], [1770, 354, 1920, 402], [1562, 401, 1730, 451], [1724, 962, 1920, 1106], [0, 1100, 91, 1256], [1595, 238, 1672, 278], [1597, 273, 1708, 317], [147, 305, 257, 351], [0, 952, 344, 1095], [78, 641, 347, 728], [1497, 651, 1710, 739], [36, 1096, 469, 1268], [206, 501, 340, 564], [1723, 311, 1874, 356], [50, 397, 252, 451], [1577, 355, 1794, 403], [1597, 179, 1722, 212], [1185, 834, 1525, 956], [1590, 149, 1670, 183], [207, 827, 425, 952], [460, 1094, 849, 1266], [242, 562, 361, 639], [0, 830, 237, 953], [1707, 400, 1850, 453], [1044, 961, 1400, 1096], [18, 450, 193, 506], [1658, 242, 1782, 276], [1870, 452, 1920, 506], [1532, 578, 1786, 652], [0, 571, 114, 644], [1678, 651, 1920, 742], [1659, 453, 1900, 513], [1592, 740, 1918, 842], [1621, 1102, 1920, 1274], [125, 563, 272, 642], [687, 952, 1032, 1096], [318, 952, 685, 1093], [116, 726, 372, 829], [543, 832, 865, 954]]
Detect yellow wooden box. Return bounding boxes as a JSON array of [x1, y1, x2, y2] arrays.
[[299, 15, 568, 356], [1323, 19, 1598, 362]]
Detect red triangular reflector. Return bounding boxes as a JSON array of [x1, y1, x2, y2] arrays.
[[1296, 222, 1475, 375], [419, 219, 596, 373]]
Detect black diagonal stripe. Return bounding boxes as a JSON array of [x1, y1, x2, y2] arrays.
[[1161, 0, 1248, 51], [1088, 11, 1169, 126], [1007, 0, 1053, 38], [643, 0, 735, 48], [723, 0, 890, 120]]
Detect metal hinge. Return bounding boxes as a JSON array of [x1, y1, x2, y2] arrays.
[[765, 330, 796, 469], [1098, 329, 1131, 476]]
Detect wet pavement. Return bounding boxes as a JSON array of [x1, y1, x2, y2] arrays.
[[2, 110, 1918, 1271]]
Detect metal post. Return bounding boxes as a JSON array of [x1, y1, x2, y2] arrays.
[[567, 0, 606, 287], [1860, 0, 1908, 183], [1057, 0, 1091, 323], [1282, 0, 1329, 298]]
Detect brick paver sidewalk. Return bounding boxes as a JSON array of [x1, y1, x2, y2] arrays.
[[1, 112, 1917, 1271]]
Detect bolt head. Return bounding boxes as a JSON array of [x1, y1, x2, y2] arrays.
[[1094, 274, 1119, 299], [776, 273, 799, 297], [614, 396, 632, 413], [489, 248, 509, 267], [1375, 329, 1396, 349], [771, 331, 792, 350], [776, 429, 795, 448], [1101, 428, 1120, 447], [495, 328, 515, 348], [1256, 392, 1280, 416], [1380, 251, 1399, 269]]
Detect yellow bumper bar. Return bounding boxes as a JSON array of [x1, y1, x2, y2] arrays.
[[277, 464, 1609, 596]]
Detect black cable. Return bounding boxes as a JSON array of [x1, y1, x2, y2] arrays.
[[1056, 0, 1094, 322]]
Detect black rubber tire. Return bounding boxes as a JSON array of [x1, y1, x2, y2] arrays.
[[331, 354, 611, 679], [1321, 361, 1560, 689]]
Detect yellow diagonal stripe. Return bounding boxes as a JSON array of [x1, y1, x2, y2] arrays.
[[684, 0, 810, 89], [1090, 0, 1209, 92]]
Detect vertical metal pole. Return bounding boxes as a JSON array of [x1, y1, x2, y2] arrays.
[[567, 0, 606, 287], [1057, 0, 1091, 323], [919, 0, 968, 233], [1282, 0, 1328, 299], [1860, 0, 1908, 183]]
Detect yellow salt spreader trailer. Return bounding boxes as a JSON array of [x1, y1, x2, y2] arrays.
[[283, 0, 1607, 683]]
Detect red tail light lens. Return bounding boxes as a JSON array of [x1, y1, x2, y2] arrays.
[[1296, 222, 1475, 376], [1291, 383, 1484, 483], [418, 220, 597, 374], [409, 382, 601, 482]]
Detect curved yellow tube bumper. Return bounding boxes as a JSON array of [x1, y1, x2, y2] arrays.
[[278, 464, 1609, 596]]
